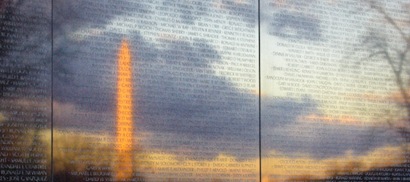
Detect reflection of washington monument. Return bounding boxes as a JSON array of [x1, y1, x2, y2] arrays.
[[115, 40, 134, 180]]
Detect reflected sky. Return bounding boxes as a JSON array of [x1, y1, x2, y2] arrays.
[[51, 0, 409, 180], [0, 0, 408, 181], [53, 0, 259, 162], [261, 0, 409, 181]]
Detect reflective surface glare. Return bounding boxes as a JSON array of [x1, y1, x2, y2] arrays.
[[261, 0, 410, 181], [0, 0, 409, 181]]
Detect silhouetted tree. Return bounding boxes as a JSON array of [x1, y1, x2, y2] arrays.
[[362, 0, 410, 156]]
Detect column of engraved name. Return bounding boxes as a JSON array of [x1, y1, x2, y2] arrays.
[[0, 1, 50, 181]]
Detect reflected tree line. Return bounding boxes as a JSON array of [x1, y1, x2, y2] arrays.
[[363, 0, 410, 156]]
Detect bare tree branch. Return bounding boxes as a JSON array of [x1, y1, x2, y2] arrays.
[[369, 0, 410, 44]]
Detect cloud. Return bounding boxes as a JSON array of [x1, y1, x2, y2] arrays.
[[300, 114, 363, 126], [0, 1, 52, 99], [53, 29, 259, 159], [269, 10, 322, 41], [52, 1, 260, 159], [262, 96, 318, 126], [387, 88, 410, 106], [260, 0, 322, 41], [262, 97, 400, 159], [262, 145, 405, 181], [10, 0, 399, 161]]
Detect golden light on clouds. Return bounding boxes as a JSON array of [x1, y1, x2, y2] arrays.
[[115, 39, 134, 180], [262, 146, 405, 182], [300, 114, 363, 126], [387, 88, 410, 105], [50, 129, 406, 181]]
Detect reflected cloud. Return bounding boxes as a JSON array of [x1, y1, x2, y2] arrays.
[[52, 130, 258, 181], [269, 10, 322, 41], [262, 96, 400, 158], [300, 114, 362, 126], [262, 145, 405, 182], [2, 0, 409, 181], [388, 88, 410, 106], [53, 0, 259, 160], [50, 130, 407, 181]]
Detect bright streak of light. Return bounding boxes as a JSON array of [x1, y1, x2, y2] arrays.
[[115, 39, 134, 180]]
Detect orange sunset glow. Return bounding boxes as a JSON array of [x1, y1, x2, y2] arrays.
[[115, 39, 134, 180]]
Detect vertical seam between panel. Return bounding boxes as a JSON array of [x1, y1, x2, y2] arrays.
[[50, 0, 54, 181], [258, 0, 262, 181]]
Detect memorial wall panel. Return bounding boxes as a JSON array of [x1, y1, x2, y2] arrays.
[[261, 0, 410, 181], [53, 0, 258, 181], [0, 0, 51, 181]]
